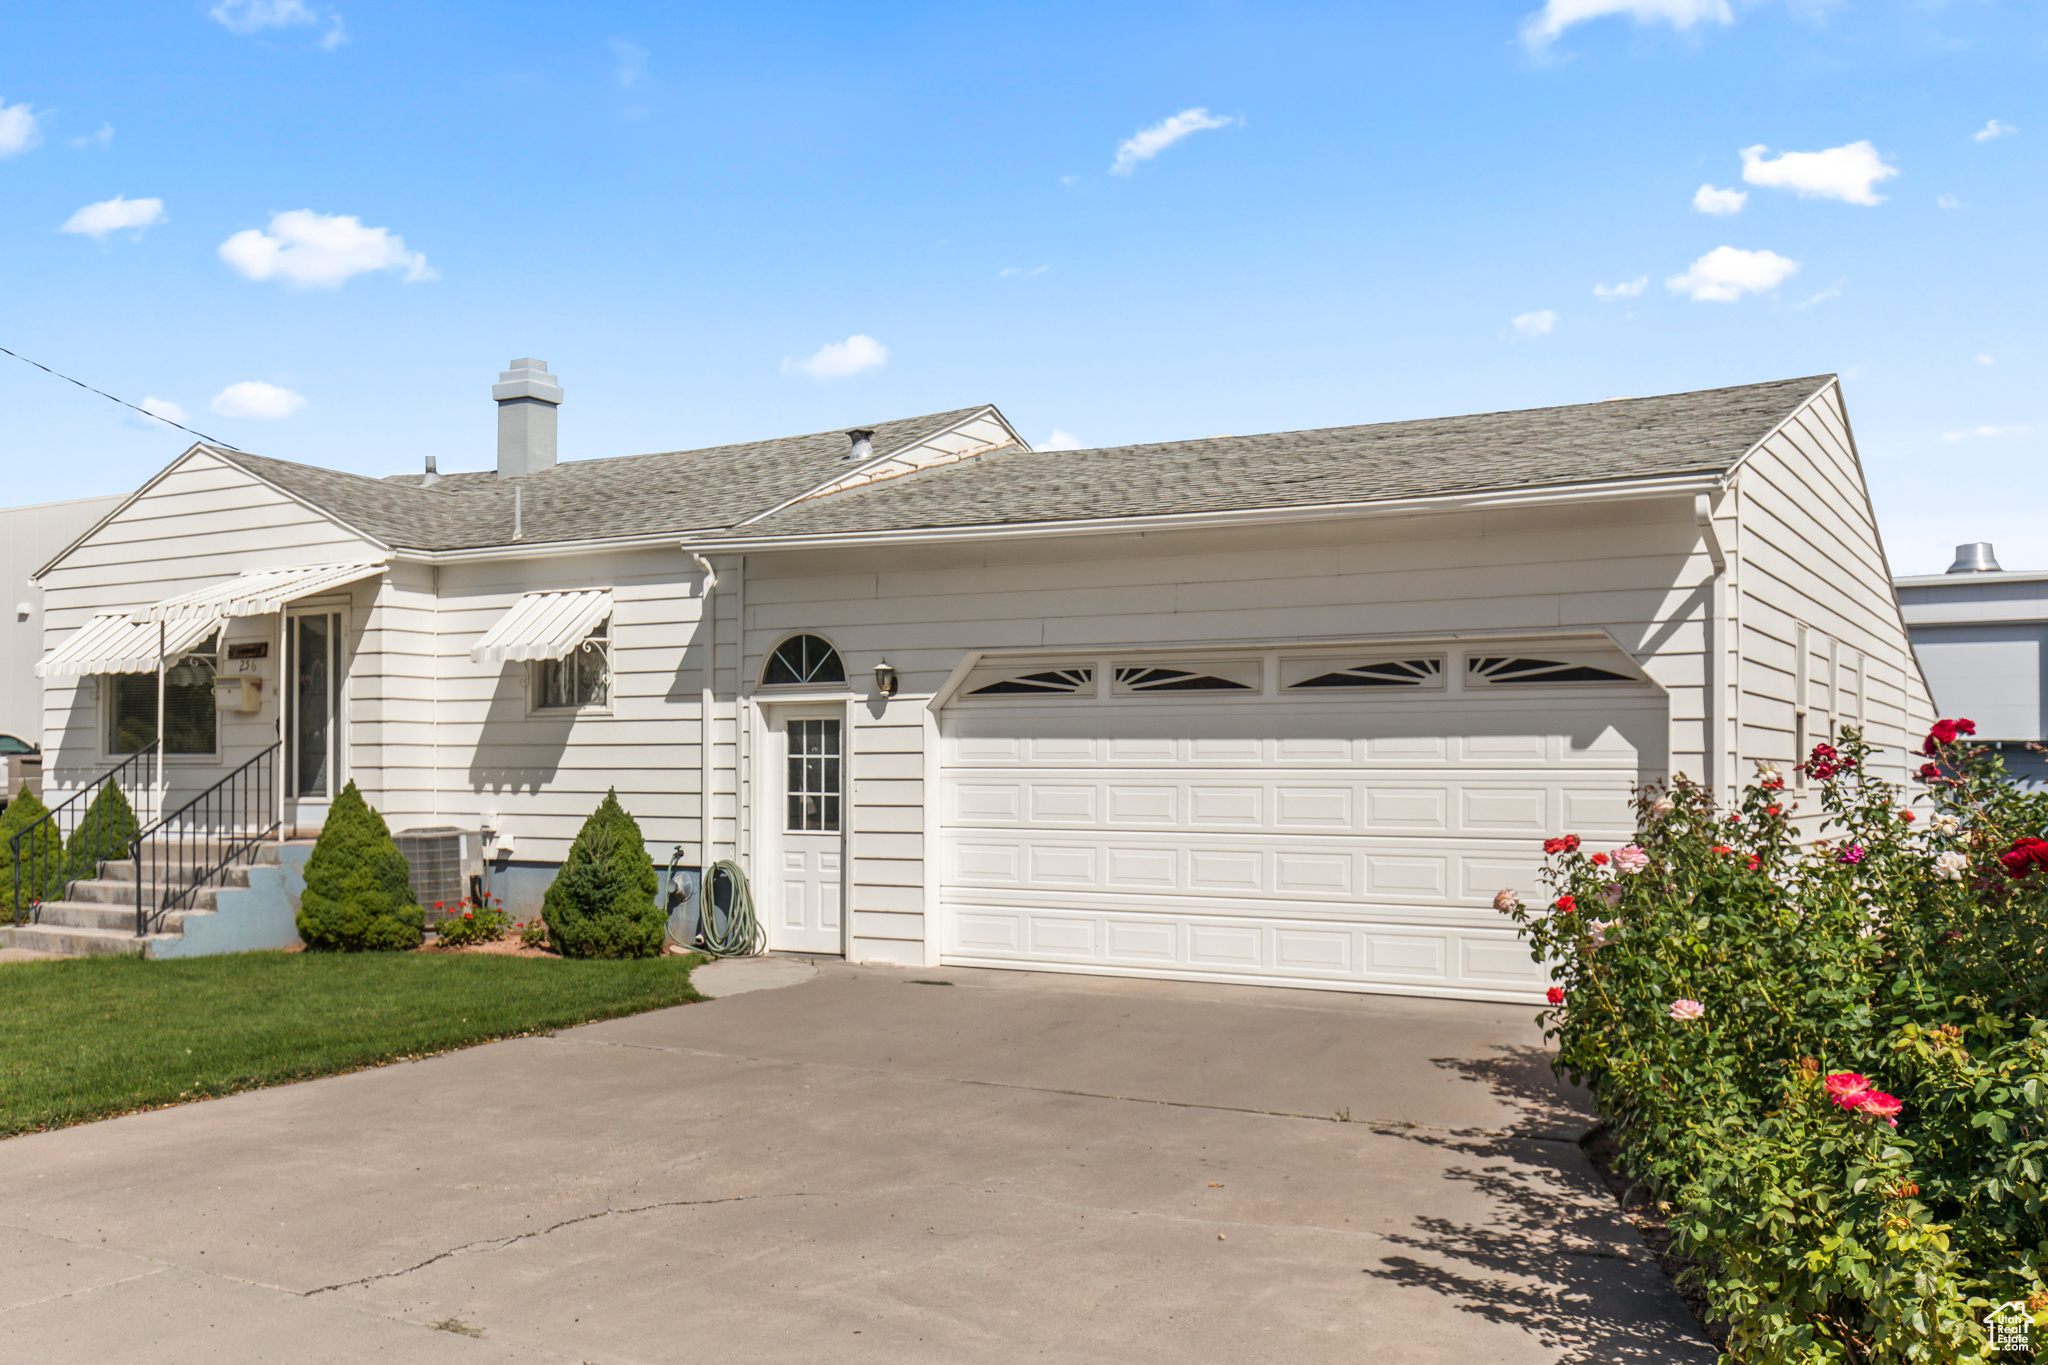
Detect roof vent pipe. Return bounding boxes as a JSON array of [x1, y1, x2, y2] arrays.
[[421, 454, 441, 488], [494, 358, 563, 478], [1946, 542, 2002, 574], [845, 428, 875, 462]]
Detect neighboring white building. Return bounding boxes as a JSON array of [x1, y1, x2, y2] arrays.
[[1895, 543, 2048, 785], [2, 494, 126, 747], [29, 364, 1932, 1000]]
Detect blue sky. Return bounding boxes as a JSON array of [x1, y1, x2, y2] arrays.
[[2, 0, 2041, 574]]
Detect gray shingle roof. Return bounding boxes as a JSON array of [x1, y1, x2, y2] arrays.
[[717, 375, 1833, 542], [205, 376, 1831, 553], [213, 406, 995, 550]]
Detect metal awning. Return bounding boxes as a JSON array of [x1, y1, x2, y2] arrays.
[[141, 561, 389, 623], [470, 589, 613, 664], [36, 613, 219, 678]]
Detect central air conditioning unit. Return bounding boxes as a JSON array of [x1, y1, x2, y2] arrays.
[[394, 827, 488, 920]]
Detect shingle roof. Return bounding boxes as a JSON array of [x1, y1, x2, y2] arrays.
[[204, 376, 1831, 553], [212, 406, 995, 550], [718, 375, 1834, 542]]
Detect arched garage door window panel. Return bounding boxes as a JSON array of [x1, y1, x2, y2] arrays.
[[762, 634, 846, 687], [1110, 660, 1259, 695], [1467, 655, 1638, 686], [968, 667, 1095, 697], [1283, 657, 1444, 691]]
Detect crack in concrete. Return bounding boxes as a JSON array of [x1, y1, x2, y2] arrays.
[[550, 1033, 1522, 1140], [302, 1191, 826, 1296]]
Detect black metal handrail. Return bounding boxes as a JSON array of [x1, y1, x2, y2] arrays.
[[8, 740, 159, 924], [130, 742, 280, 937]]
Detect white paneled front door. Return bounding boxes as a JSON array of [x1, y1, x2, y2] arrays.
[[765, 708, 844, 954]]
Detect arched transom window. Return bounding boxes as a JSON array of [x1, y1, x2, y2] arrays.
[[762, 634, 846, 687]]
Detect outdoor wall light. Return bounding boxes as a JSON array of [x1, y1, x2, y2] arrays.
[[873, 658, 899, 697]]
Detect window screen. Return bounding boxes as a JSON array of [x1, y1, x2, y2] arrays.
[[105, 635, 218, 755]]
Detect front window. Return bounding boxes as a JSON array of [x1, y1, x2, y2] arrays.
[[105, 634, 219, 755], [533, 619, 611, 710]]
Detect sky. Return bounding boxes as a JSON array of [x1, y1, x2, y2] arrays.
[[1, 0, 2041, 575]]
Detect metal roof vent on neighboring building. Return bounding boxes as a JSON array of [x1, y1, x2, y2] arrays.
[[1946, 542, 2003, 574], [844, 429, 875, 462]]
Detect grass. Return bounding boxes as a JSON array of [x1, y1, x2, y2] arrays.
[[0, 950, 705, 1138]]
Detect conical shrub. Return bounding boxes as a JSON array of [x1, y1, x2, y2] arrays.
[[64, 780, 138, 882], [0, 787, 62, 912], [296, 780, 424, 951], [542, 789, 662, 958]]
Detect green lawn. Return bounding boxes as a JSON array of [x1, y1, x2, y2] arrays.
[[0, 951, 705, 1137]]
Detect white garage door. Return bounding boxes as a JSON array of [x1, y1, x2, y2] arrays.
[[937, 649, 1665, 1002]]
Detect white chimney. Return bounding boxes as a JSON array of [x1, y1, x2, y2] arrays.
[[493, 358, 563, 478]]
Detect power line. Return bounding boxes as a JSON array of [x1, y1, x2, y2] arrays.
[[0, 344, 242, 451]]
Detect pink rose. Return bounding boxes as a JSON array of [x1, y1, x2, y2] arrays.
[[1850, 1090, 1902, 1125], [1669, 999, 1705, 1022], [1823, 1072, 1872, 1102], [1612, 845, 1650, 874], [1493, 888, 1523, 913]]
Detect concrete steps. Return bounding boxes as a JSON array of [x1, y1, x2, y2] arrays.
[[2, 840, 307, 959]]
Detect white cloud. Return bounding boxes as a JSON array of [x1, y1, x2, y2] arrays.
[[1974, 119, 2015, 143], [209, 0, 316, 33], [1692, 183, 1747, 215], [1512, 310, 1558, 337], [139, 397, 189, 426], [219, 210, 436, 287], [1793, 279, 1843, 309], [1977, 354, 1994, 365], [319, 15, 347, 50], [1665, 246, 1798, 302], [782, 334, 889, 381], [210, 381, 306, 419], [611, 39, 649, 88], [1522, 0, 1731, 48], [1041, 430, 1085, 451], [999, 265, 1050, 278], [61, 195, 167, 241], [1593, 275, 1648, 299], [1936, 193, 1962, 210], [1110, 108, 1232, 176], [1942, 424, 2031, 443], [0, 99, 43, 157], [1739, 141, 1896, 205], [71, 123, 114, 150]]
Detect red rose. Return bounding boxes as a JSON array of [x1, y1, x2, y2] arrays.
[[1745, 854, 1761, 871], [1767, 805, 1782, 816], [1590, 852, 1609, 866], [1542, 835, 1582, 856], [1546, 987, 1566, 1006], [1916, 763, 1942, 781], [1922, 718, 1978, 755], [1900, 810, 1915, 823], [1555, 894, 1577, 913], [2001, 838, 2048, 879], [1712, 844, 1733, 855]]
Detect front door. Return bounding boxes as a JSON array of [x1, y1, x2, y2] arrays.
[[286, 609, 342, 800], [767, 709, 843, 954]]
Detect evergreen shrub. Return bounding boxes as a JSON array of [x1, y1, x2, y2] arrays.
[[541, 789, 662, 959], [296, 780, 424, 952], [0, 787, 62, 911], [63, 780, 138, 881], [1511, 723, 2048, 1362]]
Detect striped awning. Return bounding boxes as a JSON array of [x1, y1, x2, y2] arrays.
[[470, 589, 613, 664], [142, 561, 389, 623], [36, 613, 219, 678]]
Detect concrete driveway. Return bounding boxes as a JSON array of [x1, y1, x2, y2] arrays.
[[1, 960, 1711, 1363]]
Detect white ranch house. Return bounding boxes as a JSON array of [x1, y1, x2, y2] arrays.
[[27, 364, 1931, 999]]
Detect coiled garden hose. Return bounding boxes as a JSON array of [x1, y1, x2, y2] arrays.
[[699, 858, 765, 957]]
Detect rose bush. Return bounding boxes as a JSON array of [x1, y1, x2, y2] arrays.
[[1509, 723, 2048, 1362]]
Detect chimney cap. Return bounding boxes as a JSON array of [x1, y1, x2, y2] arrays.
[[493, 358, 563, 406], [1946, 542, 2003, 574]]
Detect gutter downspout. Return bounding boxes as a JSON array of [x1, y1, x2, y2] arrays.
[[1696, 493, 1730, 803], [690, 553, 718, 867]]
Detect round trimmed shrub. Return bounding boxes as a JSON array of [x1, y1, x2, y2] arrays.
[[541, 789, 662, 958], [0, 787, 62, 908], [296, 780, 424, 951]]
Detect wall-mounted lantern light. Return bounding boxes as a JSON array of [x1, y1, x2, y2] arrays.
[[873, 658, 899, 698]]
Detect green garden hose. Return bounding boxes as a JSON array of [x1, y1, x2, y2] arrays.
[[699, 858, 765, 957]]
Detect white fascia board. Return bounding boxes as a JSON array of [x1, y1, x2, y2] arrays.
[[676, 471, 1722, 555], [1896, 570, 2048, 588]]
